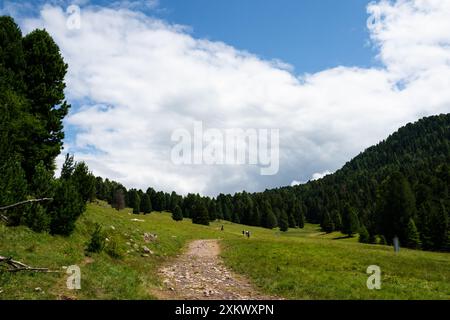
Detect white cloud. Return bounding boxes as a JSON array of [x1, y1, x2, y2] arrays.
[[311, 171, 331, 181], [290, 170, 331, 186], [16, 0, 450, 195]]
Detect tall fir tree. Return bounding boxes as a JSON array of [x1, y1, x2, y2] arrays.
[[279, 210, 289, 232], [140, 193, 152, 214], [192, 199, 209, 226], [341, 204, 359, 237], [321, 210, 335, 233], [405, 218, 421, 249]]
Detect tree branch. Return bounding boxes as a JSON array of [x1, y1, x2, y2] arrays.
[[0, 198, 53, 211], [0, 255, 60, 273]]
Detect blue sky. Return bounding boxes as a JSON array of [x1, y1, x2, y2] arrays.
[[3, 0, 377, 73], [154, 0, 377, 73], [3, 0, 450, 195]]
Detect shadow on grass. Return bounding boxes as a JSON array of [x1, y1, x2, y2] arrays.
[[332, 235, 354, 240]]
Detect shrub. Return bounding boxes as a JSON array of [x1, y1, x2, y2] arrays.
[[105, 235, 123, 259], [86, 223, 105, 254]]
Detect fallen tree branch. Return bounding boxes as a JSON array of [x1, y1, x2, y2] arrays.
[[0, 255, 61, 273], [0, 213, 7, 222], [0, 198, 53, 211]]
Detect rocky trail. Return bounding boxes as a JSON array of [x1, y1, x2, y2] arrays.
[[155, 239, 280, 300]]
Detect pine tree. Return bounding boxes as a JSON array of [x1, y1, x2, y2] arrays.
[[331, 209, 342, 230], [342, 204, 359, 237], [0, 157, 28, 226], [359, 225, 370, 243], [112, 189, 125, 211], [208, 201, 217, 221], [297, 208, 305, 229], [405, 218, 421, 249], [21, 28, 70, 178], [71, 161, 95, 204], [133, 196, 140, 214], [60, 154, 75, 180], [172, 205, 183, 221], [321, 210, 334, 233], [279, 210, 289, 232], [141, 193, 152, 214], [265, 209, 278, 229], [288, 212, 296, 228], [250, 206, 261, 226], [378, 172, 416, 244], [49, 179, 84, 235], [128, 190, 140, 214], [192, 200, 209, 226], [431, 202, 448, 250]]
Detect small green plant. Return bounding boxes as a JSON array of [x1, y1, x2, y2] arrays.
[[105, 235, 123, 259], [86, 223, 105, 254]]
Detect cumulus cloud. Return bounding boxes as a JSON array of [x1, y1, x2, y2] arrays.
[[14, 0, 450, 195]]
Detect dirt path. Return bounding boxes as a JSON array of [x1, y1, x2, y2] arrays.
[[155, 239, 279, 300]]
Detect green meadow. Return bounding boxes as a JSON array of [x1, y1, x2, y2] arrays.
[[0, 202, 449, 299]]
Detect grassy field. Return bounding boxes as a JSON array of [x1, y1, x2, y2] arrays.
[[0, 201, 449, 299]]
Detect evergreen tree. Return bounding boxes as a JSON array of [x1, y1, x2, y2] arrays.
[[405, 218, 421, 249], [60, 154, 75, 180], [140, 193, 152, 214], [112, 189, 125, 211], [128, 190, 140, 214], [359, 225, 370, 243], [288, 212, 296, 228], [49, 179, 84, 235], [342, 204, 359, 237], [279, 210, 289, 232], [321, 210, 334, 233], [172, 205, 183, 221], [331, 209, 342, 230], [265, 210, 277, 229], [192, 199, 209, 226], [208, 201, 217, 221], [0, 157, 28, 225], [133, 198, 140, 214], [21, 29, 70, 178], [71, 161, 96, 204], [431, 202, 448, 250], [251, 206, 261, 226], [378, 172, 416, 244]]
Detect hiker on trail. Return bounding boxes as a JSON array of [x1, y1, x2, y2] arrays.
[[242, 230, 245, 235], [246, 231, 250, 238], [221, 225, 224, 231]]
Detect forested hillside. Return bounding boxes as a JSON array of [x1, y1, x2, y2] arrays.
[[94, 114, 450, 252], [290, 114, 450, 250]]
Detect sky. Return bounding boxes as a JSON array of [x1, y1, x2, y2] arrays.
[[1, 0, 450, 196]]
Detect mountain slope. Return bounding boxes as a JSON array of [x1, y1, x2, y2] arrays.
[[287, 113, 450, 250]]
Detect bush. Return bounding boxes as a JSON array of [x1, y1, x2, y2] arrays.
[[86, 223, 105, 254], [105, 235, 123, 259]]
